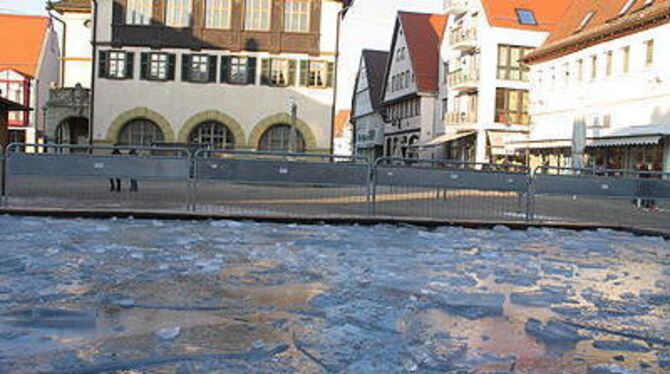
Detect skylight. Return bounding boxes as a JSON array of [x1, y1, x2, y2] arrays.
[[516, 9, 537, 25], [619, 0, 636, 15], [576, 10, 596, 32]]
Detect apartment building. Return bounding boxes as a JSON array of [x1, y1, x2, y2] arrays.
[[428, 0, 570, 163], [380, 12, 447, 159], [0, 14, 60, 146], [351, 49, 388, 162], [519, 0, 670, 172], [92, 0, 344, 152]]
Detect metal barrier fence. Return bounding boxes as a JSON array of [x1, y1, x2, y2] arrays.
[[372, 158, 531, 222], [1, 144, 669, 232], [192, 149, 371, 216], [3, 144, 192, 211], [531, 166, 670, 232]]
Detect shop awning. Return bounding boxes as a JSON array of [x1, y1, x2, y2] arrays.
[[487, 131, 507, 155], [588, 135, 662, 147], [424, 131, 475, 147]]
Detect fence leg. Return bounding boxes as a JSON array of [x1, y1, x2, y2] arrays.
[[525, 177, 534, 222]]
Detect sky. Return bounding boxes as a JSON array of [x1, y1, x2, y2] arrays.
[[0, 0, 443, 111], [0, 0, 48, 15], [337, 0, 443, 110]]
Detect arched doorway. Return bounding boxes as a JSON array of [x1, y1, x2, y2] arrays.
[[118, 118, 165, 146], [188, 120, 236, 149], [258, 124, 305, 152], [56, 117, 89, 145]]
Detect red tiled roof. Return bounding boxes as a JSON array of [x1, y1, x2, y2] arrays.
[[481, 0, 571, 31], [0, 14, 51, 77], [525, 0, 670, 63], [399, 12, 447, 93], [334, 110, 351, 137]]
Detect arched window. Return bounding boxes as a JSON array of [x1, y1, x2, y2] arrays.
[[188, 121, 235, 149], [258, 124, 305, 152], [118, 118, 164, 146]]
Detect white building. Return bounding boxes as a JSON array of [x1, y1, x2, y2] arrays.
[[45, 0, 94, 147], [520, 0, 670, 173], [380, 11, 446, 159], [92, 0, 344, 152], [351, 49, 388, 162], [0, 13, 60, 146], [426, 0, 570, 164]]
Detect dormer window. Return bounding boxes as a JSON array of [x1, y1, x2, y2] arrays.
[[575, 11, 596, 33], [515, 9, 537, 25]]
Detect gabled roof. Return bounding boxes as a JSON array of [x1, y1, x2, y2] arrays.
[[401, 12, 447, 93], [0, 14, 51, 77], [524, 0, 670, 63], [361, 49, 389, 110], [50, 0, 92, 13], [480, 0, 571, 32], [381, 12, 447, 100]]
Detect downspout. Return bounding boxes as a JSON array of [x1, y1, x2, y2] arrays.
[[329, 2, 352, 155], [89, 0, 98, 150], [46, 3, 66, 85]]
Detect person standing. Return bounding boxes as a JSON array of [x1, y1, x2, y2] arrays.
[[129, 149, 139, 192], [110, 149, 121, 192]]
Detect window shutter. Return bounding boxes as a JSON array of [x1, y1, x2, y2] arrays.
[[125, 52, 134, 79], [112, 1, 124, 25], [288, 60, 297, 86], [167, 54, 176, 80], [299, 61, 309, 87], [98, 50, 108, 78], [181, 54, 192, 82], [208, 55, 218, 82], [220, 56, 231, 83], [326, 62, 334, 87], [246, 57, 257, 85], [260, 59, 271, 85], [140, 53, 149, 80]]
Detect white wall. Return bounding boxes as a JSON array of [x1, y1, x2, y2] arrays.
[[62, 12, 93, 88], [34, 22, 61, 139], [383, 23, 417, 102], [529, 23, 670, 143], [94, 48, 335, 149]]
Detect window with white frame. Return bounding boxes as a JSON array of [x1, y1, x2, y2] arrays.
[[230, 56, 248, 83], [149, 53, 168, 80], [271, 60, 290, 85], [284, 0, 310, 32], [109, 51, 128, 78], [302, 60, 332, 88], [206, 0, 232, 29], [166, 0, 193, 27], [126, 0, 153, 25], [245, 0, 271, 31], [190, 55, 210, 82]]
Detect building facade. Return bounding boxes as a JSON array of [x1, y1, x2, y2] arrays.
[[45, 0, 94, 147], [520, 0, 670, 173], [380, 12, 446, 159], [92, 0, 343, 152], [0, 14, 60, 146], [427, 0, 569, 164], [351, 49, 388, 162]]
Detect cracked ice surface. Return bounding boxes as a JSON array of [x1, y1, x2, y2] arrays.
[[0, 216, 668, 373]]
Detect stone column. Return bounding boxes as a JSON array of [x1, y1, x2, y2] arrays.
[[475, 129, 487, 164]]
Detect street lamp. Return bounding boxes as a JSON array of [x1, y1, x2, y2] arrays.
[[329, 0, 354, 155], [289, 96, 297, 153]]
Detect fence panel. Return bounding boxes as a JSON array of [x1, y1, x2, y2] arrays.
[[371, 158, 531, 222], [192, 150, 372, 217], [4, 144, 192, 211], [531, 166, 670, 232]]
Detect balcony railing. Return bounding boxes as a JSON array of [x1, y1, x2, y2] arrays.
[[449, 27, 477, 48], [445, 111, 478, 125], [447, 68, 480, 89]]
